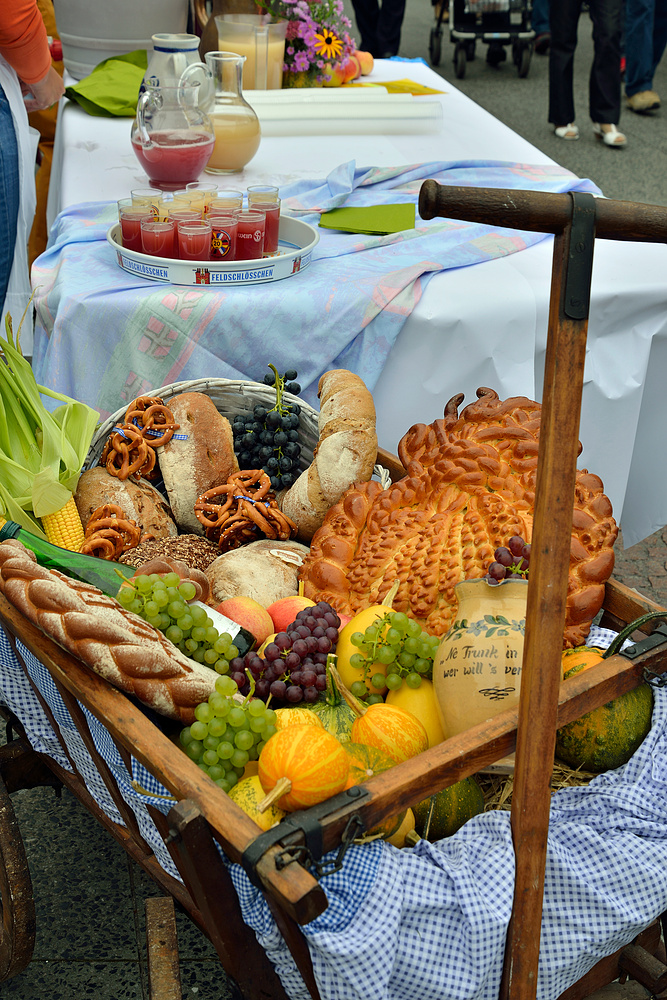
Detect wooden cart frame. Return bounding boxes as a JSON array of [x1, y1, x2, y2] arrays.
[[2, 184, 667, 1000]]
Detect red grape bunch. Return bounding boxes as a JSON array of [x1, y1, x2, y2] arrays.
[[227, 601, 341, 705], [485, 535, 531, 585]]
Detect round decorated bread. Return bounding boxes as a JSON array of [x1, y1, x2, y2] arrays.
[[300, 387, 618, 648]]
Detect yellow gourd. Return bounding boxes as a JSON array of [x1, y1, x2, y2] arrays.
[[335, 582, 400, 694], [274, 707, 324, 731], [229, 775, 286, 831], [386, 678, 446, 747]]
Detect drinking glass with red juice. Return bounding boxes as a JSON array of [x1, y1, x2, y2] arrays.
[[208, 213, 238, 260], [141, 219, 177, 258], [247, 200, 280, 253], [118, 201, 154, 252], [178, 220, 212, 260], [235, 210, 265, 260]]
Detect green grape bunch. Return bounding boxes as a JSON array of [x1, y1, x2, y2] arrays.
[[348, 610, 441, 704], [179, 674, 278, 793], [117, 572, 239, 674]]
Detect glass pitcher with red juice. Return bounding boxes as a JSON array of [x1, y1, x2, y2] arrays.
[[131, 81, 215, 190]]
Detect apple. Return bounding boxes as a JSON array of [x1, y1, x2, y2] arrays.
[[342, 54, 362, 83], [266, 595, 315, 633], [337, 612, 352, 630], [215, 596, 275, 645], [354, 49, 374, 75], [321, 62, 345, 87]]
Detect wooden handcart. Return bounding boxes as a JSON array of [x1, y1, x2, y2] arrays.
[[2, 185, 667, 1000]]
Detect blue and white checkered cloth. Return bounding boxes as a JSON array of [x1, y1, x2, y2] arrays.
[[1, 623, 666, 1000]]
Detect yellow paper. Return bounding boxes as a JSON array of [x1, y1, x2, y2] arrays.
[[352, 78, 446, 96]]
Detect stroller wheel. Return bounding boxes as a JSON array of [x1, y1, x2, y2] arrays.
[[465, 40, 476, 60], [517, 42, 532, 77], [429, 25, 442, 66], [454, 43, 467, 78]]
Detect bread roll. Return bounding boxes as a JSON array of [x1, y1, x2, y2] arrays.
[[158, 393, 239, 535], [74, 467, 177, 538], [278, 369, 377, 541], [0, 541, 217, 724], [205, 539, 310, 606]]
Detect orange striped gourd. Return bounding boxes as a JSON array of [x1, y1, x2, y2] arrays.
[[258, 725, 349, 812], [351, 702, 428, 763]]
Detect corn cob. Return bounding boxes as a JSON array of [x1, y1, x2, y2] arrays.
[[40, 495, 85, 551]]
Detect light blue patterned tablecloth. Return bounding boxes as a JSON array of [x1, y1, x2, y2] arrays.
[[31, 160, 599, 420]]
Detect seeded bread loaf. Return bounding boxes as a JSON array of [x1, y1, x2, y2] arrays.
[[0, 541, 217, 723], [74, 467, 177, 537], [158, 392, 239, 535]]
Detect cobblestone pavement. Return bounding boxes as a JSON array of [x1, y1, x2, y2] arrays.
[[614, 529, 667, 609]]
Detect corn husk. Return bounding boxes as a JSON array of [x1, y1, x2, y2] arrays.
[[0, 306, 100, 535]]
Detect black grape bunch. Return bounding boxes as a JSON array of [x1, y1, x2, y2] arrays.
[[484, 535, 531, 584], [233, 364, 302, 491]]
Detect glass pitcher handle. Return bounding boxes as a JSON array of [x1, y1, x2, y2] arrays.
[[180, 62, 214, 111], [136, 89, 153, 148]]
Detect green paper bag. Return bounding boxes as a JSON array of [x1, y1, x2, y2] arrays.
[[319, 203, 416, 235], [65, 50, 148, 117]]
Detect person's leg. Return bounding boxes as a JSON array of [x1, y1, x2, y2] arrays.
[[652, 0, 667, 72], [375, 0, 407, 56], [0, 84, 20, 316], [350, 0, 381, 55], [625, 0, 656, 98], [589, 0, 623, 122], [532, 0, 551, 51], [549, 0, 582, 125]]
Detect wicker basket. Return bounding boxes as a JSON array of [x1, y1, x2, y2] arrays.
[[84, 377, 321, 475]]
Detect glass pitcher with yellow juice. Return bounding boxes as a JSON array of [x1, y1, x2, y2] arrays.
[[200, 51, 261, 174], [214, 14, 287, 90]]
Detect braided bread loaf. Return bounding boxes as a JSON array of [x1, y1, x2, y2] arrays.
[[300, 387, 618, 648], [0, 540, 217, 723]]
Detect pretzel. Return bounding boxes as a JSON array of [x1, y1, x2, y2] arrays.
[[100, 424, 154, 481], [194, 470, 297, 551], [81, 504, 143, 560], [124, 396, 180, 449]]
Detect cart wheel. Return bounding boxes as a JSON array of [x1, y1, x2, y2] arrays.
[[517, 43, 532, 77], [0, 774, 35, 981], [454, 43, 466, 78], [465, 40, 476, 61], [429, 26, 442, 66]]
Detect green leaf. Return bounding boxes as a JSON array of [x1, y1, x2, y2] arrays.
[[0, 482, 46, 537]]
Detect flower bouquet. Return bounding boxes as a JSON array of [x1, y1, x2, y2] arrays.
[[257, 0, 358, 86]]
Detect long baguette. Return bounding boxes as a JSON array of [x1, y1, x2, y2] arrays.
[[0, 541, 216, 724], [278, 369, 378, 541]]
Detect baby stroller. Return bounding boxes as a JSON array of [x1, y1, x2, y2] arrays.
[[429, 0, 534, 79]]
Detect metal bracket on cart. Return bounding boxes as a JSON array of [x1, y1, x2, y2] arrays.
[[241, 786, 370, 887]]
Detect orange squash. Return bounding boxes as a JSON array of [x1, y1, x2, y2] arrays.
[[342, 742, 404, 838], [258, 724, 349, 812], [351, 703, 428, 763]]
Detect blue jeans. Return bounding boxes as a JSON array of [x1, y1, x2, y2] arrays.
[[532, 0, 550, 36], [0, 84, 19, 316], [625, 0, 667, 95]]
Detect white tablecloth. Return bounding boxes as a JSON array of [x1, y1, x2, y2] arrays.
[[39, 60, 667, 547]]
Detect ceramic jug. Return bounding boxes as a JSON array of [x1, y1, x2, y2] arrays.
[[190, 51, 261, 174], [131, 81, 215, 189], [432, 577, 528, 738], [142, 33, 213, 108]]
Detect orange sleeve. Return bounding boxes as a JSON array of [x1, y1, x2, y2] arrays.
[[0, 0, 51, 85]]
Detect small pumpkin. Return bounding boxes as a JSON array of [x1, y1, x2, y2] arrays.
[[274, 707, 324, 731], [257, 724, 349, 812], [229, 775, 286, 831], [555, 612, 664, 773], [342, 742, 404, 838], [413, 777, 485, 841], [308, 659, 358, 741], [385, 678, 446, 748], [386, 808, 417, 848], [330, 663, 429, 763]]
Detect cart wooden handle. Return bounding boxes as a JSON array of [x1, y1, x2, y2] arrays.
[[419, 180, 667, 242]]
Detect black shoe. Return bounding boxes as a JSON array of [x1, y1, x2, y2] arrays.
[[534, 31, 550, 54], [486, 42, 506, 65]]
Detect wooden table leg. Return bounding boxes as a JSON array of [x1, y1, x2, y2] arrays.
[[145, 897, 181, 1000], [0, 772, 36, 981]]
